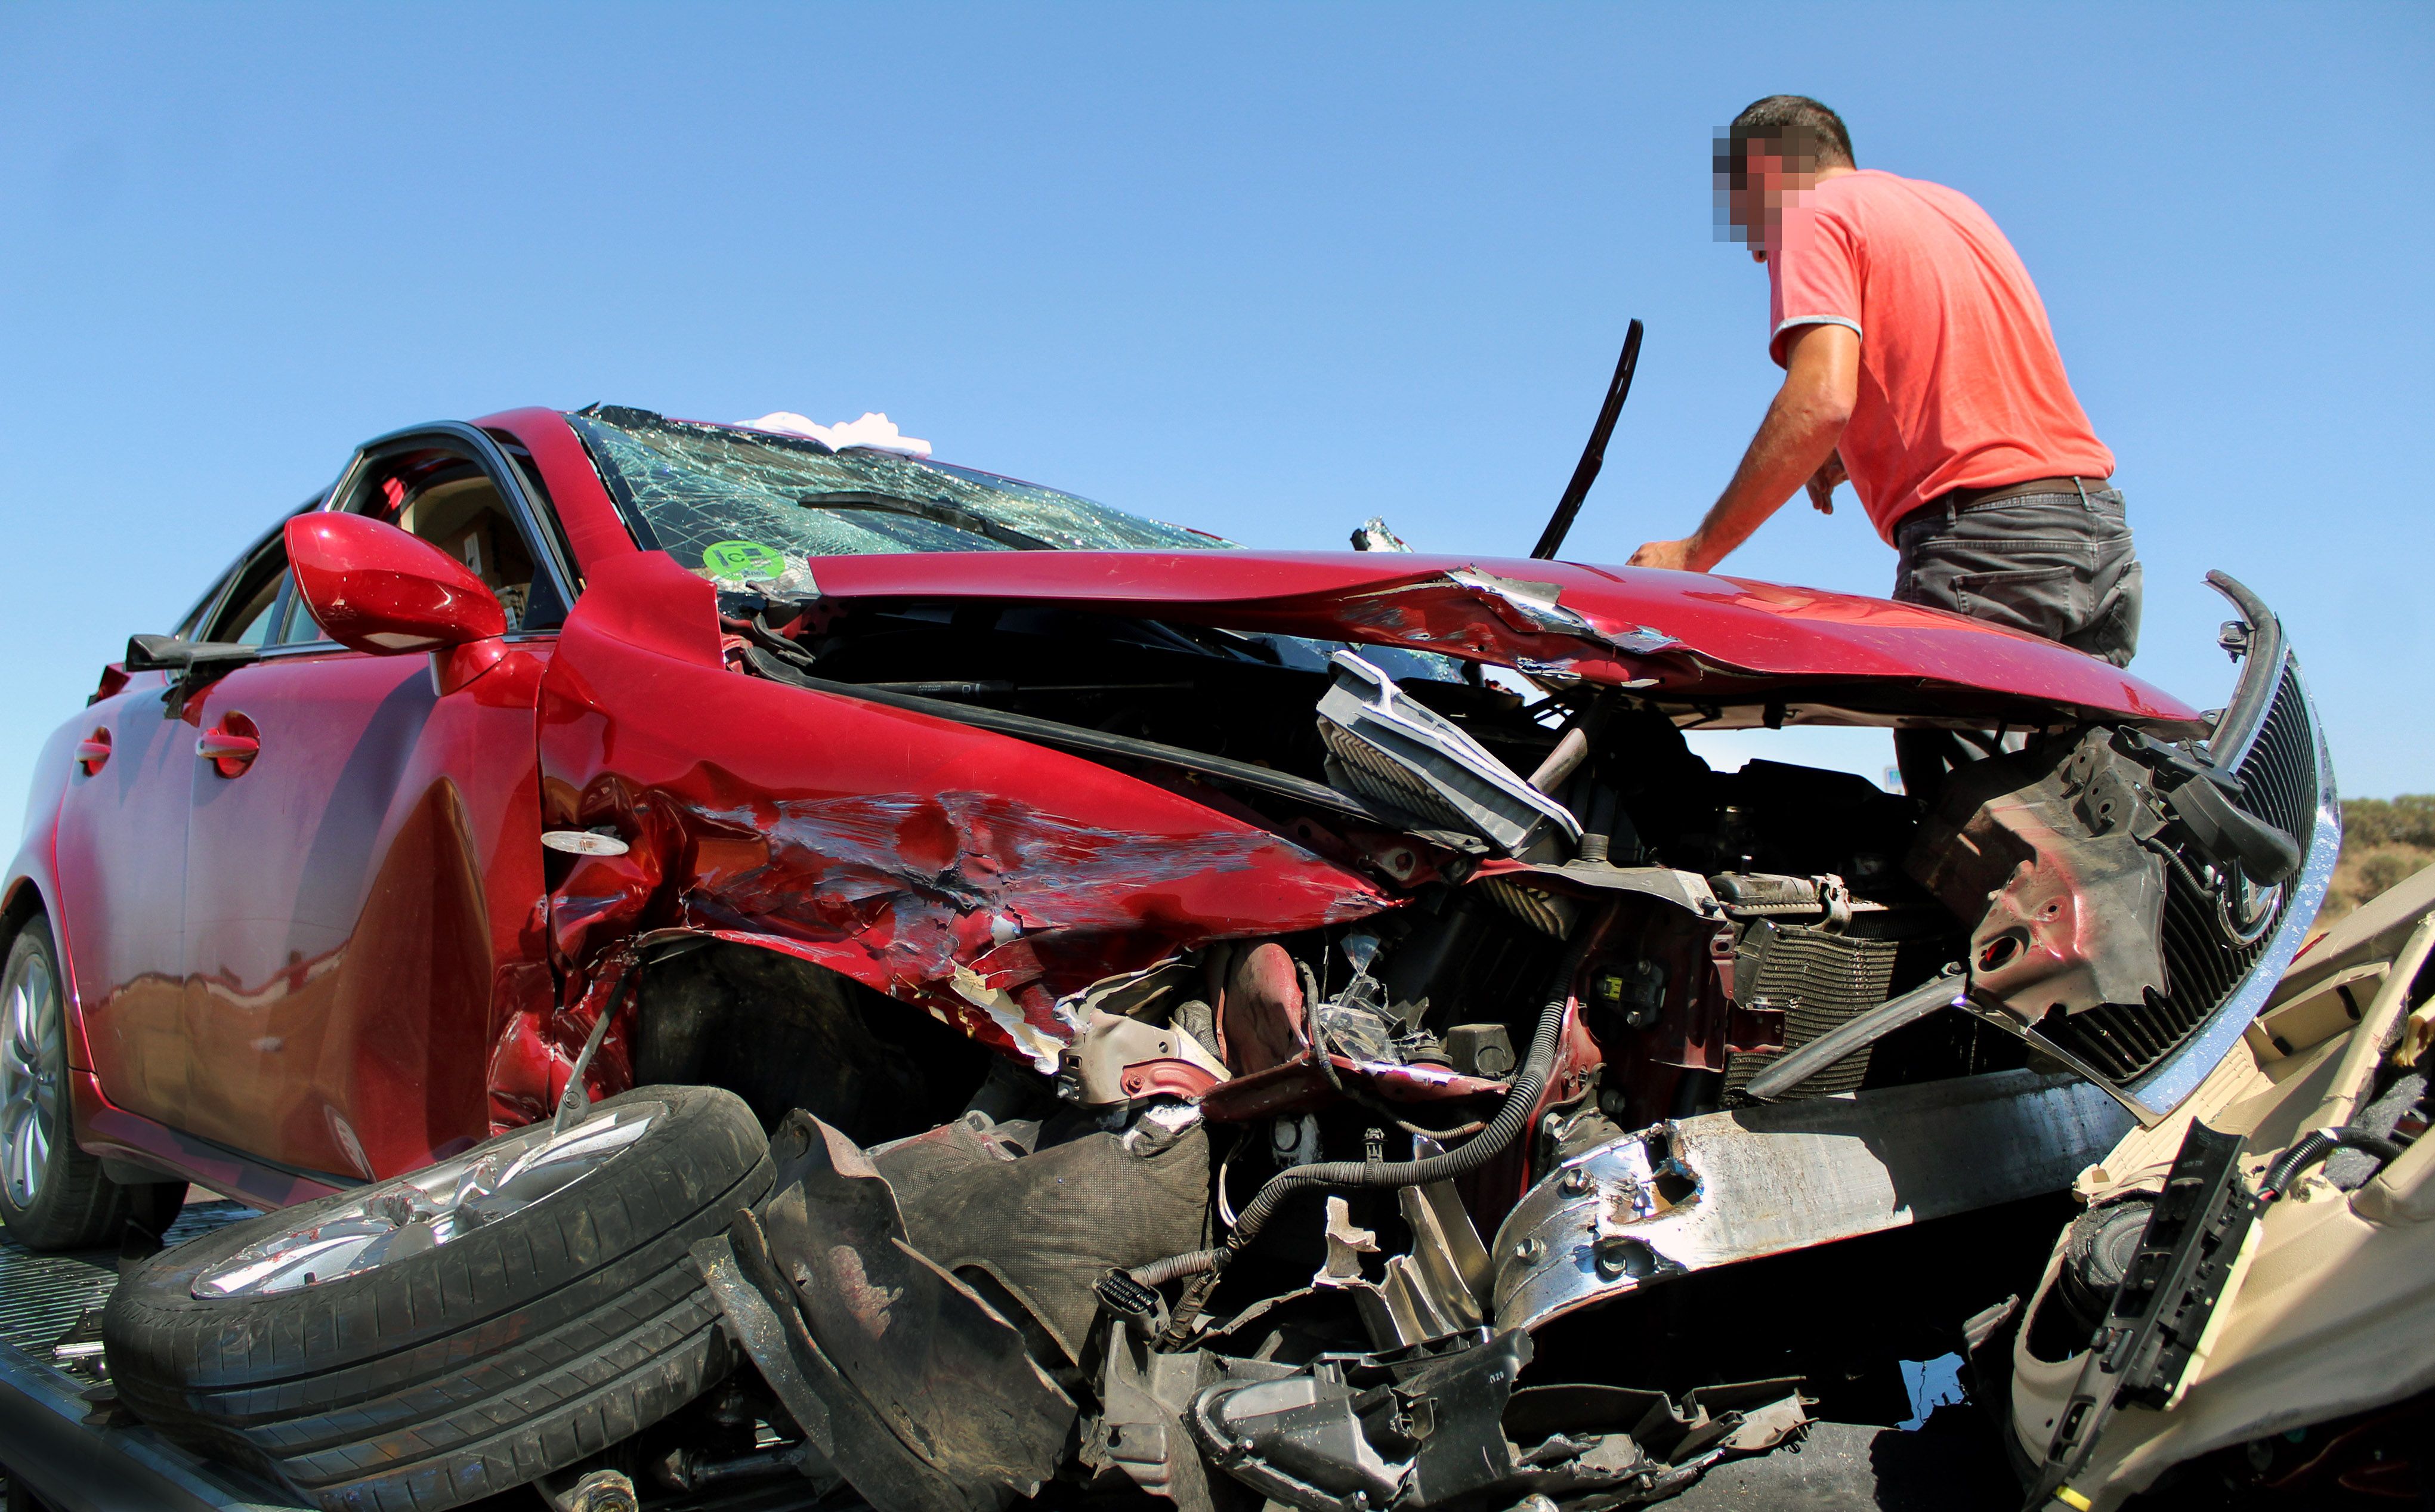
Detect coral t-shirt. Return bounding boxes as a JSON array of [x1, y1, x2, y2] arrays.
[[1767, 169, 2114, 542]]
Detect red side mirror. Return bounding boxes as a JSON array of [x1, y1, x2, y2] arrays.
[[285, 513, 506, 655]]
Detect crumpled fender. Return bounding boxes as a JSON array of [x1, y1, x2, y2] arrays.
[[522, 549, 1394, 1099]]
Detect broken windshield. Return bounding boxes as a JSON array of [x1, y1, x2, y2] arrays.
[[568, 406, 1226, 585]]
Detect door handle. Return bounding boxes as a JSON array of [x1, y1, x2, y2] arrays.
[[75, 729, 111, 774], [196, 719, 260, 777]]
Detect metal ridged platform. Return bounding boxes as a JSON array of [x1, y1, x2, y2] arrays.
[[0, 1200, 257, 1384]]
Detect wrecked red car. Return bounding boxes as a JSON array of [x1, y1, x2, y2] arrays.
[[0, 406, 2335, 1510]]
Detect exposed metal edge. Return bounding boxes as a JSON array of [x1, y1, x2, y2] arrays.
[[0, 1340, 304, 1511], [1488, 1070, 2134, 1333], [2125, 654, 2340, 1116]]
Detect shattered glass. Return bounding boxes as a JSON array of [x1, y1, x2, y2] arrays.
[[570, 407, 1228, 583]]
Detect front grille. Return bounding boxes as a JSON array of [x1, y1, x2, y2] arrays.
[[2042, 662, 2319, 1083]]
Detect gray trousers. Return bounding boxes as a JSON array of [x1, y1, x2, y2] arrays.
[[1889, 484, 2143, 801], [1890, 484, 2142, 667]]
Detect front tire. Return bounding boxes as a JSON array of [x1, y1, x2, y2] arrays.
[[103, 1084, 772, 1512], [0, 914, 186, 1251]]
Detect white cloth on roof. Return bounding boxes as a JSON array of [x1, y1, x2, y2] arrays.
[[738, 411, 932, 459]]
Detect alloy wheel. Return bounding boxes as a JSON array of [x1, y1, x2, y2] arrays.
[[0, 950, 61, 1210], [192, 1100, 662, 1297]]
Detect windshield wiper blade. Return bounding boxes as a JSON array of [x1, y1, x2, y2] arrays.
[[796, 490, 1055, 552]]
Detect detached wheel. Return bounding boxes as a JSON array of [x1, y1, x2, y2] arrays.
[[0, 914, 186, 1251], [103, 1084, 772, 1512]]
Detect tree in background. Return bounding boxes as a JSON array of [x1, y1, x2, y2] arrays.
[[2327, 794, 2435, 920]]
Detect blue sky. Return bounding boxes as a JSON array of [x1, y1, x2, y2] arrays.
[[2, 3, 2427, 836]]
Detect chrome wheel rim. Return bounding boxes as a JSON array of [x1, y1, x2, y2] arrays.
[[0, 950, 61, 1210], [193, 1100, 661, 1298]]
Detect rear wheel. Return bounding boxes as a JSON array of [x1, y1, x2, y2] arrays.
[[104, 1084, 772, 1512], [0, 915, 186, 1251]]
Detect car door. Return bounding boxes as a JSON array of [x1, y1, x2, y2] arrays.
[[44, 538, 280, 1136], [174, 427, 571, 1182]]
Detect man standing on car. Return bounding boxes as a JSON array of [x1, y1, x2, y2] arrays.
[[1629, 95, 2142, 678]]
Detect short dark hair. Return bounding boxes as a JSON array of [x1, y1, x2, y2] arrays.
[[1718, 95, 1854, 186]]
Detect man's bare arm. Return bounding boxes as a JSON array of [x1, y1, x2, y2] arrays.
[[1629, 322, 1859, 572]]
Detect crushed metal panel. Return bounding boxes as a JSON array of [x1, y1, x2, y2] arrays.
[[751, 1112, 1077, 1506], [1906, 730, 2171, 1018], [696, 1220, 989, 1512], [1490, 1069, 2136, 1332]]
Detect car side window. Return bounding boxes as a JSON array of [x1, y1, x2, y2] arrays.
[[272, 579, 327, 645], [207, 543, 293, 647], [364, 457, 567, 632]]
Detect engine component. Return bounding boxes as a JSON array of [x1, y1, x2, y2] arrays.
[[1723, 922, 1902, 1101], [1375, 889, 1580, 1043], [1097, 1330, 1231, 1512], [1186, 1329, 1807, 1512], [1141, 939, 1593, 1347], [1191, 1332, 1533, 1512], [1058, 1009, 1228, 1105], [1708, 871, 1852, 929], [1271, 1113, 1322, 1168], [1317, 651, 1582, 858], [1478, 872, 1581, 938], [1589, 958, 1666, 1031], [1444, 1024, 1516, 1079], [1223, 942, 1310, 1076]]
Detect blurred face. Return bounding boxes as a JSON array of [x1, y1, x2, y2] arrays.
[[1714, 134, 1831, 262]]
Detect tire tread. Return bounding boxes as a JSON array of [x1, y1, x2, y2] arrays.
[[104, 1084, 770, 1512]]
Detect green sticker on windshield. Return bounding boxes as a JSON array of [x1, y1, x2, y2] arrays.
[[703, 540, 790, 584]]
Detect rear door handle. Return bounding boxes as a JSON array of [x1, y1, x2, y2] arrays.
[[196, 720, 260, 777], [75, 729, 111, 774]]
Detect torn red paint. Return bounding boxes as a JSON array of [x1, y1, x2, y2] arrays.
[[676, 791, 1386, 1066]]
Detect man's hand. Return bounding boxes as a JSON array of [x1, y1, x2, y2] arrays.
[[1629, 323, 1859, 573], [1804, 448, 1847, 514], [1628, 537, 1708, 572]]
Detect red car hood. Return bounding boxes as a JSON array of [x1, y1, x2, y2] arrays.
[[803, 549, 2204, 728]]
